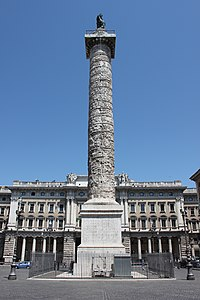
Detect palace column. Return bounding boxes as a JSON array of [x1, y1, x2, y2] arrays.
[[168, 237, 172, 253], [148, 237, 152, 254], [32, 237, 36, 253], [53, 238, 57, 260], [138, 237, 142, 260], [66, 199, 70, 225], [42, 237, 46, 253], [21, 237, 26, 261], [158, 237, 162, 253]]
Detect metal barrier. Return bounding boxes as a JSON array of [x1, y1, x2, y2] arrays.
[[146, 253, 175, 278], [113, 256, 131, 277], [28, 252, 55, 278], [131, 262, 149, 279], [28, 252, 174, 279], [131, 253, 174, 279]]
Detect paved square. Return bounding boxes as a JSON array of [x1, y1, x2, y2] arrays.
[[1, 266, 200, 300]]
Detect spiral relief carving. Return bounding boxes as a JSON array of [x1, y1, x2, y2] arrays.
[[88, 43, 115, 201]]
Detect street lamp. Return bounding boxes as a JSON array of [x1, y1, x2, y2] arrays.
[[8, 209, 22, 280], [181, 208, 195, 280], [150, 220, 157, 253], [47, 221, 53, 253]]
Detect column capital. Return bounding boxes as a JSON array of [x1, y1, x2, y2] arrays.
[[85, 29, 116, 59]]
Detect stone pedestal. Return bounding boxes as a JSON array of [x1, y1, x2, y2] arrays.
[[75, 201, 125, 277]]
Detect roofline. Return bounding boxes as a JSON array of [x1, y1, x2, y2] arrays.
[[190, 169, 200, 181]]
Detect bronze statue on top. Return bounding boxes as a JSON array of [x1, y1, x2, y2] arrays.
[[96, 14, 106, 29]]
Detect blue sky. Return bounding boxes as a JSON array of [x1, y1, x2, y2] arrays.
[[0, 1, 199, 187]]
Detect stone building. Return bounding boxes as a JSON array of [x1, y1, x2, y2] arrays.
[[190, 169, 200, 204], [1, 174, 199, 265], [0, 186, 11, 261]]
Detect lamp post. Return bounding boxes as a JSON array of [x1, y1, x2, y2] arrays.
[[181, 208, 195, 280], [8, 208, 22, 280], [47, 221, 53, 253], [150, 220, 157, 253]]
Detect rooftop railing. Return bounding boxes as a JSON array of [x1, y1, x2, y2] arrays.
[[85, 29, 115, 35]]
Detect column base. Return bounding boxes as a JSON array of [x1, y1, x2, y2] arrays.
[[74, 246, 126, 277]]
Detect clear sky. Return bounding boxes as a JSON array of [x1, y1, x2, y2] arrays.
[[0, 1, 199, 187]]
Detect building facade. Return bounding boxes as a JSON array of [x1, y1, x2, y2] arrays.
[[190, 169, 200, 204], [0, 173, 199, 266]]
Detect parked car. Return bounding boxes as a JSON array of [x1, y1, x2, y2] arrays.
[[15, 261, 32, 269]]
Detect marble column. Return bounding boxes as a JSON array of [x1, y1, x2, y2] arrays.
[[168, 237, 172, 253], [32, 237, 36, 253], [66, 199, 70, 224], [75, 20, 125, 277], [21, 237, 26, 261], [148, 237, 152, 254], [42, 237, 46, 253], [71, 199, 75, 226], [124, 199, 129, 225], [138, 237, 142, 260], [53, 238, 57, 260], [121, 199, 125, 225], [158, 237, 162, 253], [87, 38, 115, 202]]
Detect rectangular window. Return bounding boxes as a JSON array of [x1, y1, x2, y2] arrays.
[[38, 219, 43, 228], [59, 204, 64, 213], [49, 204, 54, 213], [130, 204, 135, 213], [192, 222, 197, 231], [190, 208, 195, 216], [0, 207, 5, 215], [18, 219, 23, 228], [29, 203, 34, 213], [20, 203, 25, 212], [141, 219, 146, 229], [28, 219, 33, 228], [140, 203, 145, 213], [161, 219, 166, 228], [171, 219, 176, 228], [48, 219, 53, 228], [151, 219, 156, 229], [58, 220, 63, 228], [39, 203, 44, 213], [170, 203, 175, 212], [150, 204, 155, 213], [160, 203, 165, 212], [131, 219, 136, 229]]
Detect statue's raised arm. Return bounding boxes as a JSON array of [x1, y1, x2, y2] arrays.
[[96, 14, 106, 29]]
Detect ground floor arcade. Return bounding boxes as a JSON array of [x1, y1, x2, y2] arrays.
[[1, 231, 200, 266]]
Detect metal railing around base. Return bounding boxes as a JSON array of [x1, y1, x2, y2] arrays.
[[28, 252, 55, 278]]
